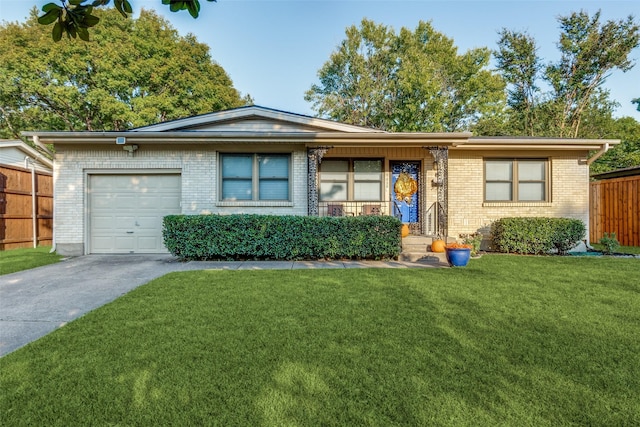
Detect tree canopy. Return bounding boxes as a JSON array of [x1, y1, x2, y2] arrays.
[[485, 10, 640, 138], [0, 8, 248, 139], [34, 0, 216, 41], [305, 19, 505, 132]]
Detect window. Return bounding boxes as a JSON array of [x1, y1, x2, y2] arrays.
[[485, 159, 548, 202], [221, 154, 290, 201], [320, 159, 383, 201]]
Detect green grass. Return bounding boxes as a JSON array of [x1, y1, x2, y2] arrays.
[[590, 243, 640, 255], [1, 255, 639, 426], [0, 246, 62, 275]]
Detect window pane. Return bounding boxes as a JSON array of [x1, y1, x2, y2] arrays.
[[486, 182, 512, 201], [222, 154, 252, 178], [320, 182, 347, 201], [260, 180, 289, 200], [259, 155, 289, 178], [222, 180, 252, 200], [354, 160, 382, 180], [486, 161, 512, 180], [354, 182, 381, 200], [519, 182, 545, 201], [321, 160, 349, 180], [519, 161, 545, 180]]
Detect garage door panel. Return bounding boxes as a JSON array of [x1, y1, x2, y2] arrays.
[[91, 236, 115, 252], [135, 216, 160, 229], [92, 215, 116, 230], [138, 237, 160, 250], [114, 236, 136, 250], [89, 174, 181, 254]]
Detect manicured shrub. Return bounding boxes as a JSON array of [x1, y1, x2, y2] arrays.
[[490, 217, 585, 255], [163, 214, 402, 261], [599, 232, 620, 254]]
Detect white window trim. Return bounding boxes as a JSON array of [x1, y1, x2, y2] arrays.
[[319, 158, 384, 202], [484, 158, 550, 203], [219, 153, 292, 202]]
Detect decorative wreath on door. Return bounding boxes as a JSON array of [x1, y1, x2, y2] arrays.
[[394, 171, 418, 205]]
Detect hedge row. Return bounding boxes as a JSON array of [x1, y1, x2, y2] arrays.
[[163, 214, 402, 261], [490, 217, 586, 255]]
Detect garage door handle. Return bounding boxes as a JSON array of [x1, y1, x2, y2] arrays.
[[126, 231, 134, 234]]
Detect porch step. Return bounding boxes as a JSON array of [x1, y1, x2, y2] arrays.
[[398, 251, 448, 264], [399, 235, 449, 265]]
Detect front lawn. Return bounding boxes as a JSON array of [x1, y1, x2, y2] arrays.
[[590, 243, 640, 255], [0, 246, 61, 275], [1, 255, 639, 426]]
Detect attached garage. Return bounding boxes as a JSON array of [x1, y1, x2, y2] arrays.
[[88, 174, 181, 254]]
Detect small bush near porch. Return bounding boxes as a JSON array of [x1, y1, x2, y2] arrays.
[[1, 255, 638, 426], [163, 214, 402, 260]]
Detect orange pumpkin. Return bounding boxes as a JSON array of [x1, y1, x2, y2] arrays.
[[431, 239, 446, 252], [401, 224, 410, 238]]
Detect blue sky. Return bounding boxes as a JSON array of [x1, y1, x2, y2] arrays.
[[2, 0, 639, 119]]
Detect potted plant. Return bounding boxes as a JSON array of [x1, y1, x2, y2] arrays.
[[459, 232, 482, 257], [445, 242, 472, 267]]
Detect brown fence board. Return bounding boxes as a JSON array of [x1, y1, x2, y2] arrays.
[[0, 165, 53, 250], [590, 175, 640, 247]]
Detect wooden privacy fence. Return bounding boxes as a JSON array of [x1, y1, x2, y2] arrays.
[[590, 175, 640, 247], [0, 165, 53, 250]]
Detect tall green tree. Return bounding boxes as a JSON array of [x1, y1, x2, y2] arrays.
[[545, 10, 639, 138], [488, 10, 640, 139], [493, 29, 542, 136], [0, 8, 248, 139], [304, 20, 398, 130], [305, 19, 505, 132]]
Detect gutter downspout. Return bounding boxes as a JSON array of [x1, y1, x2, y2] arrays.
[[25, 157, 37, 248], [587, 142, 609, 165], [29, 135, 56, 253], [32, 135, 55, 158], [585, 142, 610, 248]]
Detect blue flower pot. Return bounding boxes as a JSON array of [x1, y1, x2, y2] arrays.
[[445, 248, 471, 267]]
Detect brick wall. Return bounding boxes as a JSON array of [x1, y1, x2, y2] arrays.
[[448, 150, 590, 243], [53, 145, 308, 253]]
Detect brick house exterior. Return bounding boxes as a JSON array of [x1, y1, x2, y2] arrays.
[[24, 106, 617, 255]]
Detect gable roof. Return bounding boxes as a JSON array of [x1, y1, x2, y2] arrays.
[[21, 106, 618, 153], [131, 105, 381, 133], [0, 139, 53, 171]]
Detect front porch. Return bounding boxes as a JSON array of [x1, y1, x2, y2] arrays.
[[308, 146, 450, 239]]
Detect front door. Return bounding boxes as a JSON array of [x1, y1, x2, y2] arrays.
[[391, 162, 420, 232]]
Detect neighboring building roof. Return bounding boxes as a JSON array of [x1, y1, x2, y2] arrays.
[[0, 139, 53, 172], [590, 165, 640, 180]]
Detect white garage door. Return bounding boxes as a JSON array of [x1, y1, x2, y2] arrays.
[[89, 174, 181, 254]]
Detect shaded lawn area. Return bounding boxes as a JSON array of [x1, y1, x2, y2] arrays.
[[1, 256, 639, 426], [0, 246, 61, 275]]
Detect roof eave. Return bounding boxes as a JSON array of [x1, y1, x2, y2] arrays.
[[22, 131, 472, 147], [460, 137, 620, 151]]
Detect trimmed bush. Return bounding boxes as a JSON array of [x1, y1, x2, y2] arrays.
[[163, 214, 402, 261], [491, 217, 586, 255]]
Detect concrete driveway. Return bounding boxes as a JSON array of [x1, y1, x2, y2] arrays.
[[0, 254, 446, 357]]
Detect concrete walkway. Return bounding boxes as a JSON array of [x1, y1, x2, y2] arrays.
[[0, 254, 447, 357]]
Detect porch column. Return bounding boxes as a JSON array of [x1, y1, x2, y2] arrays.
[[307, 147, 331, 216], [427, 147, 449, 238]]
